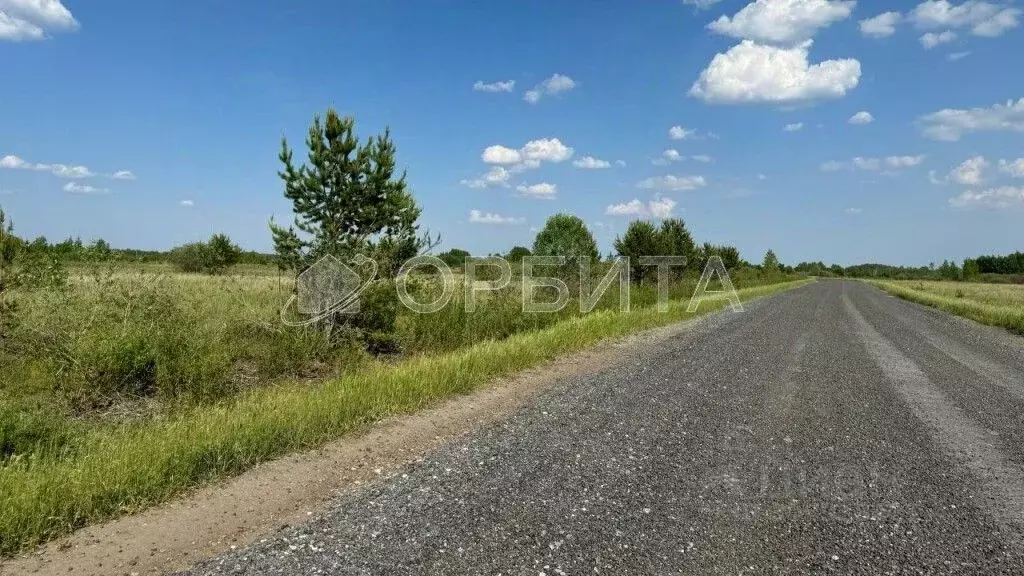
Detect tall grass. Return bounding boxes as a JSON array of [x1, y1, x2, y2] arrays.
[[868, 280, 1024, 335], [0, 279, 811, 555]]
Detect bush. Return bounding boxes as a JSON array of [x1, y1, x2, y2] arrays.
[[169, 234, 241, 274]]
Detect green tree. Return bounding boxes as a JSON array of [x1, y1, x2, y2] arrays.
[[506, 246, 532, 264], [614, 220, 661, 282], [762, 249, 780, 273], [532, 214, 599, 280], [207, 233, 241, 273], [437, 248, 471, 269], [658, 218, 698, 275], [269, 108, 433, 274], [962, 258, 980, 281], [0, 207, 18, 292]]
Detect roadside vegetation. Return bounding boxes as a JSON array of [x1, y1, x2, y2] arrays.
[[0, 108, 811, 555], [869, 280, 1024, 335]]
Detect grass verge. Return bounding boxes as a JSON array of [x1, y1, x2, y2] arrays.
[[867, 280, 1024, 335], [0, 279, 811, 556]]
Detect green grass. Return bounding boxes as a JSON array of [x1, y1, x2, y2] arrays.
[[0, 277, 811, 556], [868, 279, 1024, 335]]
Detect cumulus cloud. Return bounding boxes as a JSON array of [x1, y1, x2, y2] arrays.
[[465, 138, 574, 187], [179, 199, 195, 207], [917, 97, 1024, 141], [689, 40, 860, 104], [949, 155, 988, 184], [784, 122, 804, 132], [947, 50, 972, 60], [520, 138, 574, 163], [63, 181, 109, 195], [472, 80, 515, 93], [0, 154, 94, 178], [707, 0, 856, 45], [949, 186, 1024, 208], [460, 166, 512, 189], [821, 155, 925, 171], [605, 197, 678, 218], [523, 74, 576, 104], [515, 182, 558, 199], [572, 156, 612, 169], [110, 170, 136, 180], [683, 0, 726, 9], [637, 175, 707, 191], [998, 158, 1024, 177], [920, 30, 957, 48], [669, 126, 697, 140], [886, 155, 926, 168], [468, 209, 524, 225], [911, 0, 1021, 37], [481, 145, 522, 165], [849, 111, 874, 124], [691, 154, 714, 163], [860, 11, 902, 37], [0, 0, 78, 41], [615, 160, 627, 167]]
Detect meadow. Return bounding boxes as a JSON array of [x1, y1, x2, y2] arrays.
[[0, 259, 809, 555], [869, 279, 1024, 335]]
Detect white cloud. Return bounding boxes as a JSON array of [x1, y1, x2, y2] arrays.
[[179, 199, 195, 207], [468, 209, 524, 225], [637, 175, 707, 191], [929, 169, 948, 185], [918, 97, 1024, 141], [783, 122, 804, 132], [649, 197, 678, 218], [520, 137, 574, 163], [822, 155, 925, 171], [911, 0, 1021, 37], [669, 126, 697, 140], [758, 173, 768, 180], [845, 207, 864, 214], [689, 40, 861, 104], [849, 111, 874, 124], [663, 149, 682, 161], [481, 145, 522, 165], [860, 11, 902, 37], [523, 74, 576, 104], [572, 156, 611, 169], [472, 80, 515, 93], [691, 154, 714, 163], [63, 181, 108, 195], [886, 155, 926, 168], [515, 182, 558, 199], [683, 0, 726, 9], [947, 50, 972, 60], [949, 155, 988, 184], [853, 157, 882, 171], [920, 30, 957, 48], [998, 158, 1024, 177], [615, 160, 627, 167], [0, 154, 94, 178], [465, 138, 573, 187], [111, 170, 136, 180], [0, 0, 78, 41], [605, 197, 678, 218], [707, 0, 857, 45], [460, 166, 512, 189], [949, 186, 1024, 208]]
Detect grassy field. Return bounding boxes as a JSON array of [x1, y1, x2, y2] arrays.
[[868, 280, 1024, 335], [0, 261, 810, 555]]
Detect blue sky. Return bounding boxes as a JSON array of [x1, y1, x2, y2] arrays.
[[1, 0, 1022, 266]]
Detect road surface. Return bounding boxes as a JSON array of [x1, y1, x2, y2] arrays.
[[183, 280, 1024, 575]]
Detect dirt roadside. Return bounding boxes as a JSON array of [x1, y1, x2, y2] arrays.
[[0, 315, 721, 576]]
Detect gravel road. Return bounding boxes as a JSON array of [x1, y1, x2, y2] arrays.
[[182, 280, 1024, 575]]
